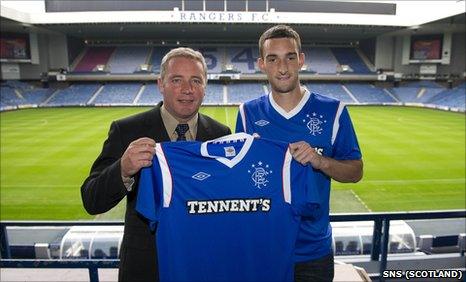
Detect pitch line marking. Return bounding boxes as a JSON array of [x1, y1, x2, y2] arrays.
[[350, 189, 372, 212]]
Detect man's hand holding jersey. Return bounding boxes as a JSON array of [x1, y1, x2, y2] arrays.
[[289, 141, 363, 183], [120, 137, 156, 179]]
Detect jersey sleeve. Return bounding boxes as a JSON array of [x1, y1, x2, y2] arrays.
[[332, 106, 362, 160], [136, 145, 165, 230], [288, 151, 322, 219]]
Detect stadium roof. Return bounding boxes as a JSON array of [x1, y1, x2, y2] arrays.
[[1, 1, 464, 43], [1, 0, 465, 26]]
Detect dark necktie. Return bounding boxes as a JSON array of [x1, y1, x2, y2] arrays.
[[175, 123, 189, 141]]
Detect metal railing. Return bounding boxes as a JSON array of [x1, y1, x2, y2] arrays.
[[1, 210, 465, 282]]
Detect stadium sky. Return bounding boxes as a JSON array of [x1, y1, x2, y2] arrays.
[[1, 0, 465, 26]]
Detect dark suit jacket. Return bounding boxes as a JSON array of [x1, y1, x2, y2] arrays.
[[81, 102, 231, 282]]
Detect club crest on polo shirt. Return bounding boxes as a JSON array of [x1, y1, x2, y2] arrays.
[[302, 112, 327, 136], [248, 161, 273, 189]]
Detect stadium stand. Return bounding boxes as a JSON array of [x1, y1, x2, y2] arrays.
[[92, 83, 142, 105], [388, 81, 445, 103], [197, 47, 224, 73], [0, 85, 23, 108], [427, 82, 466, 110], [306, 82, 355, 103], [0, 82, 56, 110], [106, 47, 151, 74], [2, 80, 464, 111], [227, 82, 266, 103], [150, 47, 171, 73], [331, 48, 373, 74], [46, 83, 101, 106], [203, 82, 224, 104], [22, 88, 56, 105], [73, 47, 115, 72], [2, 80, 35, 92], [304, 47, 339, 74], [67, 45, 383, 75], [226, 47, 259, 73], [136, 83, 163, 105], [344, 83, 396, 104]]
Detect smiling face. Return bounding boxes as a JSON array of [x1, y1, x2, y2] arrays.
[[158, 56, 206, 122], [258, 37, 304, 96]]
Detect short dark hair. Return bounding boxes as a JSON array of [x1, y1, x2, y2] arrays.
[[258, 25, 301, 59]]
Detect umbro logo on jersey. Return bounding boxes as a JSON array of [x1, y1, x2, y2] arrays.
[[254, 120, 270, 126], [192, 172, 211, 181]]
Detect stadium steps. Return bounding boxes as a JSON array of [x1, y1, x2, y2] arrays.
[[355, 48, 376, 72], [417, 88, 427, 99], [13, 88, 24, 99], [73, 47, 115, 72], [133, 84, 146, 104], [104, 48, 118, 72], [87, 85, 105, 104], [384, 89, 400, 102], [223, 85, 228, 104], [41, 89, 61, 106], [341, 84, 359, 103], [144, 47, 153, 65], [329, 48, 341, 74], [69, 47, 88, 71]]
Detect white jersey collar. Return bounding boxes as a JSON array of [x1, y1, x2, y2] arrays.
[[268, 87, 311, 120], [200, 133, 254, 168]]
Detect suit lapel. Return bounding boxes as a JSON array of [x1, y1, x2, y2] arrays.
[[196, 114, 211, 141], [145, 102, 171, 142]]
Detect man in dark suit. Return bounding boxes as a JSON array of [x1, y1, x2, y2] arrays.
[[81, 47, 231, 282]]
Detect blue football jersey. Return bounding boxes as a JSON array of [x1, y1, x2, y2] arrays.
[[236, 89, 362, 262], [136, 133, 321, 282]]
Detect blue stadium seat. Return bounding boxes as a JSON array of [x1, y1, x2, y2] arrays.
[[107, 47, 151, 73], [331, 48, 372, 74], [203, 82, 224, 104], [304, 47, 339, 74], [92, 83, 142, 105], [227, 82, 266, 103], [150, 47, 171, 73], [226, 47, 259, 74], [136, 83, 163, 105], [306, 83, 354, 103], [344, 83, 396, 103], [46, 83, 101, 106]]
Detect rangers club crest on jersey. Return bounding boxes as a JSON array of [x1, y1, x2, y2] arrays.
[[303, 112, 327, 136], [248, 161, 273, 189]]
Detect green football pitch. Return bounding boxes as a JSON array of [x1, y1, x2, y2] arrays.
[[1, 106, 464, 220]]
